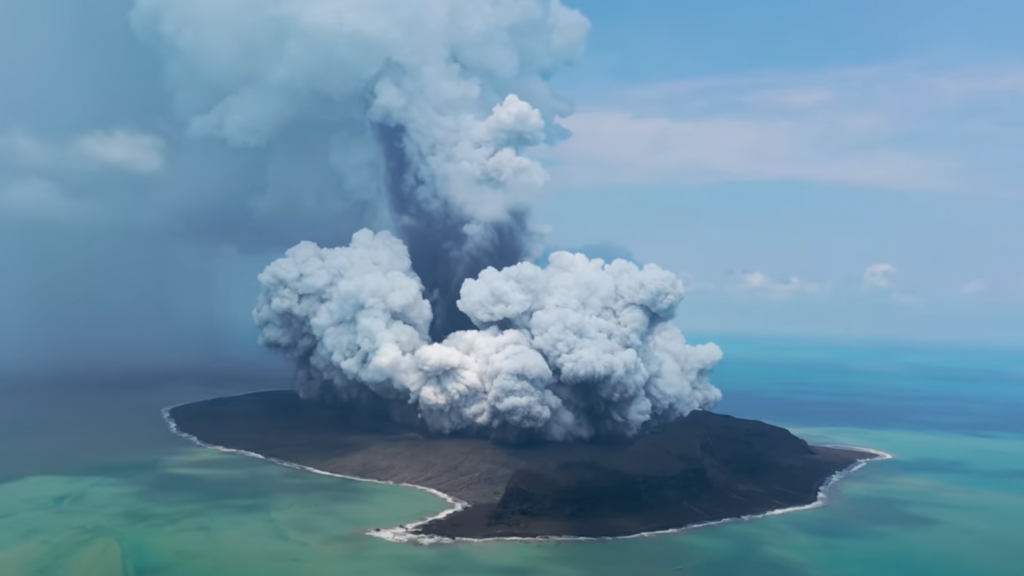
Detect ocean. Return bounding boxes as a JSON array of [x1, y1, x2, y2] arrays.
[[1, 336, 1022, 576]]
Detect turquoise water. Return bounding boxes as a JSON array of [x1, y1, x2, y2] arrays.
[[1, 338, 1023, 575]]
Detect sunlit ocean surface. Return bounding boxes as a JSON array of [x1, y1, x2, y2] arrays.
[[2, 336, 1023, 575]]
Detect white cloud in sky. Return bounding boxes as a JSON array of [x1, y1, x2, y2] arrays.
[[861, 262, 922, 304], [71, 130, 165, 174], [0, 130, 165, 174], [539, 64, 1024, 194], [679, 272, 715, 293], [684, 262, 986, 306], [738, 271, 823, 299], [543, 111, 946, 191], [863, 263, 898, 289], [961, 279, 988, 295]]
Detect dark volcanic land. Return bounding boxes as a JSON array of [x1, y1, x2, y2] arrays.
[[167, 391, 880, 540]]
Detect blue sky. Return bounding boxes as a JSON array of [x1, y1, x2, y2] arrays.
[[565, 0, 1024, 78], [0, 0, 1021, 375], [533, 0, 1024, 343]]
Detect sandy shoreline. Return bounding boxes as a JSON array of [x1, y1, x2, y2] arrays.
[[161, 395, 892, 545]]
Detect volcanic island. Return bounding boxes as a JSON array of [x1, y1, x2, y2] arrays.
[[166, 390, 885, 541]]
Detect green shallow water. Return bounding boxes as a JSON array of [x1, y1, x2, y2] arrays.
[[2, 341, 1023, 575], [2, 427, 1022, 575]]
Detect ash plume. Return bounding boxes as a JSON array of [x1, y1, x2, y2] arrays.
[[131, 0, 586, 336], [255, 231, 722, 441], [136, 0, 723, 441]]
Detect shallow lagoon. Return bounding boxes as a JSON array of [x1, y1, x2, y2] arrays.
[[2, 338, 1022, 575]]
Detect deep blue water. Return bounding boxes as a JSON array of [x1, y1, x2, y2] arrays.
[[706, 335, 1024, 435]]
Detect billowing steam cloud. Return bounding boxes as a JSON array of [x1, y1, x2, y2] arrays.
[[255, 230, 722, 441], [135, 0, 722, 441], [132, 0, 588, 337]]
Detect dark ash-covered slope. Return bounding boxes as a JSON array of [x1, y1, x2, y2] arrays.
[[167, 391, 878, 539]]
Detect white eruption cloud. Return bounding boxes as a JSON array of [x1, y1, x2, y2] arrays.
[[132, 0, 591, 339], [135, 0, 722, 440], [255, 231, 723, 441], [253, 230, 432, 402]]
